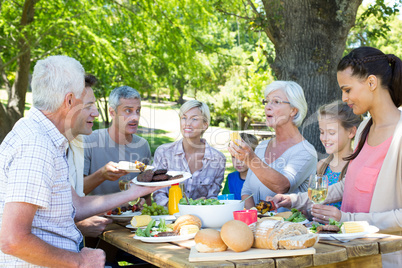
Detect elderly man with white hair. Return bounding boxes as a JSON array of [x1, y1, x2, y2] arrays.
[[0, 55, 161, 267]]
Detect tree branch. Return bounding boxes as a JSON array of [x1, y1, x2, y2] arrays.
[[246, 0, 260, 16]]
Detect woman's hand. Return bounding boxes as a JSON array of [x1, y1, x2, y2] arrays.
[[228, 139, 255, 164], [266, 194, 292, 209], [311, 204, 342, 224]]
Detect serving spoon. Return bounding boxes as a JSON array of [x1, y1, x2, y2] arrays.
[[240, 193, 254, 204]]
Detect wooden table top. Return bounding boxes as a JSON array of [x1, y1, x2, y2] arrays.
[[100, 224, 402, 268]]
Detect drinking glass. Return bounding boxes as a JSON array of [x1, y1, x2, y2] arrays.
[[307, 175, 329, 204]]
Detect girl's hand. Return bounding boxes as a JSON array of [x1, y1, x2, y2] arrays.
[[311, 204, 341, 224], [266, 194, 292, 209]]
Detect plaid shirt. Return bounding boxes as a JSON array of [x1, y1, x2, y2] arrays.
[[153, 139, 226, 206], [0, 107, 82, 267]]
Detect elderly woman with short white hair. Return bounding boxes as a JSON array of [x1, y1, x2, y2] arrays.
[[229, 81, 317, 210], [153, 100, 226, 206]]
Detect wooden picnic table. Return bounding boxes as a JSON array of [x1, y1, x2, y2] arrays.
[[99, 223, 402, 267]]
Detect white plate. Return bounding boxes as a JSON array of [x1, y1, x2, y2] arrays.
[[104, 211, 141, 221], [151, 215, 177, 221], [126, 220, 173, 230], [118, 163, 154, 173], [134, 233, 196, 243], [132, 171, 192, 186], [293, 219, 309, 225], [317, 225, 379, 240]]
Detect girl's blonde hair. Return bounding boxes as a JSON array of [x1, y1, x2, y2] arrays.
[[316, 100, 363, 180]]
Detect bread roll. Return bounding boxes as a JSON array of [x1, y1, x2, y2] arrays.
[[278, 233, 319, 250], [194, 229, 227, 253], [220, 220, 254, 252], [173, 214, 202, 232], [253, 220, 308, 250]]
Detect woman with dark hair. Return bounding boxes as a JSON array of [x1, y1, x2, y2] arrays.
[[271, 47, 402, 267]]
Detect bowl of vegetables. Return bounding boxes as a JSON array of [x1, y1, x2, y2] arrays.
[[178, 198, 244, 228]]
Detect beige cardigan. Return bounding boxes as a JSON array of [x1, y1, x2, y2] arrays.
[[290, 111, 402, 233]]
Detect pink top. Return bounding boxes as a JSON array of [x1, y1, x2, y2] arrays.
[[341, 135, 393, 213]]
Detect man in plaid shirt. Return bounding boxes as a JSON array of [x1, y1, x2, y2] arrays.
[[0, 55, 161, 267]]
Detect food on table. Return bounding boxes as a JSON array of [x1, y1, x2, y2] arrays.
[[137, 169, 183, 183], [256, 200, 276, 214], [178, 198, 223, 206], [263, 216, 284, 221], [157, 232, 178, 237], [253, 219, 318, 250], [194, 229, 228, 253], [275, 211, 292, 219], [135, 219, 174, 237], [179, 224, 200, 236], [118, 160, 147, 172], [283, 208, 307, 223], [316, 224, 340, 234], [130, 215, 152, 227], [220, 220, 254, 252], [173, 214, 202, 233], [310, 218, 343, 234], [230, 132, 242, 146], [341, 221, 369, 233], [277, 233, 319, 250], [141, 202, 169, 216], [106, 203, 140, 215]]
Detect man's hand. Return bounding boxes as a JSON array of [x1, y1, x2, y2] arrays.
[[76, 216, 113, 238], [78, 247, 106, 267], [100, 161, 128, 181]]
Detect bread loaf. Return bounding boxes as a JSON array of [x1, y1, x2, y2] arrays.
[[278, 233, 319, 250], [253, 220, 310, 250]]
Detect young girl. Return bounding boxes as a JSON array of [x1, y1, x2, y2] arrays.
[[316, 100, 362, 209]]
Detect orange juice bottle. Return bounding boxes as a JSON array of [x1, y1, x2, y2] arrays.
[[168, 183, 183, 215]]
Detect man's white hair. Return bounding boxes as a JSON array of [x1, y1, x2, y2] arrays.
[[32, 55, 85, 112]]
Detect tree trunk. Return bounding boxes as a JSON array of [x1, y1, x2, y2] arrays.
[[260, 0, 362, 156], [0, 0, 36, 143]]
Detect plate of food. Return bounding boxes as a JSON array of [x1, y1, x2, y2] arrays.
[[132, 170, 191, 187], [134, 233, 196, 243], [151, 215, 177, 221], [126, 220, 173, 230], [118, 161, 154, 173], [311, 220, 379, 240], [133, 216, 200, 243], [104, 210, 141, 222]]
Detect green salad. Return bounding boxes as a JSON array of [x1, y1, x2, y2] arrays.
[[179, 198, 223, 205], [135, 219, 173, 237], [284, 208, 307, 223]]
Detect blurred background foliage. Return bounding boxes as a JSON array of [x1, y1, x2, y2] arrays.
[[1, 0, 401, 134]]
